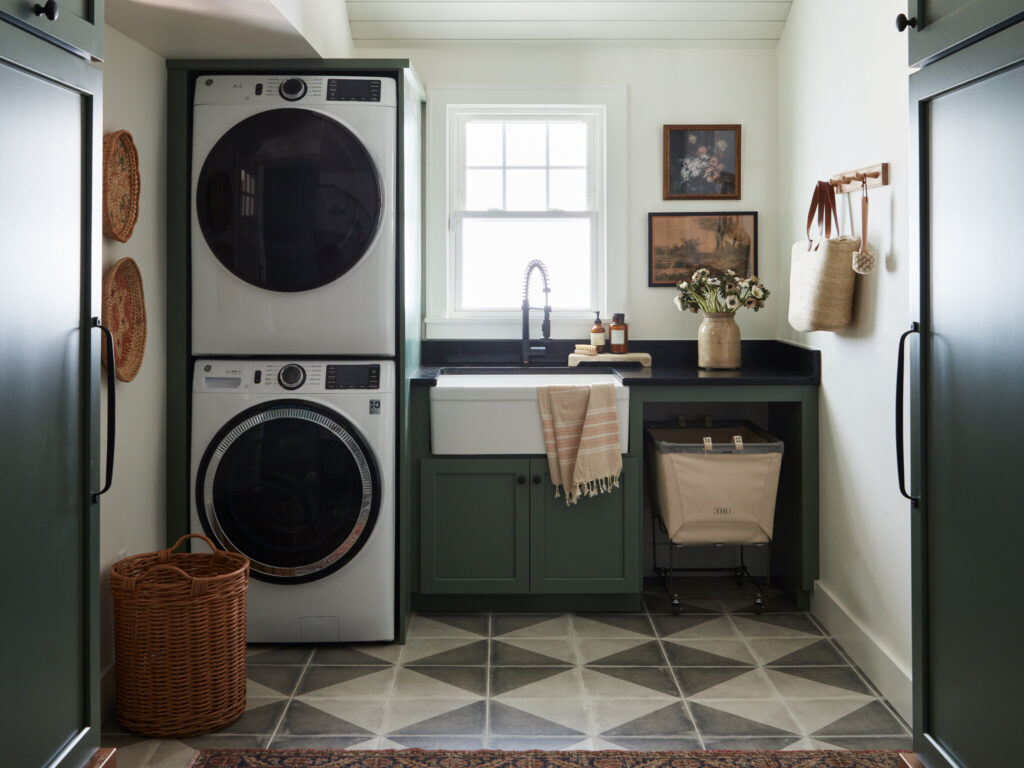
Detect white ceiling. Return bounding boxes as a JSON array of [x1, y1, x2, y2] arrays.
[[105, 0, 793, 59], [347, 1, 793, 46]]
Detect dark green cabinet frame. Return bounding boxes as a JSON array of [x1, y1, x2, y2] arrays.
[[411, 381, 818, 612], [906, 0, 1024, 67]]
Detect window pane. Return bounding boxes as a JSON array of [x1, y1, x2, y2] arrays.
[[548, 169, 588, 211], [465, 169, 503, 210], [506, 169, 546, 211], [505, 122, 546, 166], [549, 122, 587, 166], [460, 218, 592, 310], [465, 122, 502, 166]]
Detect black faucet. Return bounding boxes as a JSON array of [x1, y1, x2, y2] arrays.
[[521, 259, 551, 365]]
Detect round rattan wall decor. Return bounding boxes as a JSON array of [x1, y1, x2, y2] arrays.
[[102, 257, 147, 382], [102, 130, 140, 242]]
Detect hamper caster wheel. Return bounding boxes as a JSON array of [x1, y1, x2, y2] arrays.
[[655, 567, 669, 586], [671, 596, 681, 616], [754, 597, 766, 615], [734, 567, 745, 586]]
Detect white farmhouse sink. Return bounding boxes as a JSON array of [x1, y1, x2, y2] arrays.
[[429, 371, 629, 455]]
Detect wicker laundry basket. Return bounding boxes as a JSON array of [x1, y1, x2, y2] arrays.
[[647, 422, 784, 545], [109, 534, 249, 737]]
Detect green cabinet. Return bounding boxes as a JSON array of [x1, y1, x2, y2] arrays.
[[530, 458, 640, 593], [0, 0, 103, 59], [906, 0, 1023, 67], [420, 457, 641, 596]]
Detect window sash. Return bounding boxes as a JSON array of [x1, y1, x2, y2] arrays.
[[448, 107, 603, 316]]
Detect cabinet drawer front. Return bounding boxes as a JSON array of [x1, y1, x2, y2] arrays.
[[1, 0, 103, 60], [420, 458, 530, 593], [908, 0, 1024, 67]]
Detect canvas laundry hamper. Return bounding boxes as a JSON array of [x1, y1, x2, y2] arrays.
[[647, 423, 784, 546]]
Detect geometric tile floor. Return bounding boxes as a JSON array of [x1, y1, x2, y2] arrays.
[[102, 587, 911, 767]]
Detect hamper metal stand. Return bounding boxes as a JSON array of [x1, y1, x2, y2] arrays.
[[647, 462, 772, 616]]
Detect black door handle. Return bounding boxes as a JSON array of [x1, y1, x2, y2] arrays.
[[33, 0, 59, 20], [532, 475, 542, 485], [517, 475, 526, 485], [92, 317, 115, 502], [895, 322, 920, 508], [895, 13, 917, 31]]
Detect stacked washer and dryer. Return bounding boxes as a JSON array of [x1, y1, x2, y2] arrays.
[[189, 74, 397, 643]]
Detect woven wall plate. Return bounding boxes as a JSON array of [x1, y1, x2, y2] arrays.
[[102, 257, 147, 382], [102, 130, 140, 242]]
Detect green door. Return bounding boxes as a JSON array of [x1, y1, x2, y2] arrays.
[[529, 458, 641, 593], [910, 23, 1024, 768], [906, 0, 1024, 66], [420, 458, 530, 593], [0, 24, 101, 768]]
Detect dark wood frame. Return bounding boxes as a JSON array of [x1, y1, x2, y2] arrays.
[[648, 211, 758, 287], [663, 124, 741, 200]]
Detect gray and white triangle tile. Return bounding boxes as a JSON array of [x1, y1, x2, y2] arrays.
[[391, 666, 487, 699], [571, 614, 653, 639], [581, 666, 680, 698], [766, 667, 874, 699], [493, 696, 590, 734], [662, 638, 757, 666], [401, 637, 486, 666], [385, 699, 486, 735], [785, 698, 871, 736], [492, 666, 584, 699], [491, 638, 578, 665], [488, 700, 587, 737], [590, 697, 686, 735], [690, 699, 800, 736], [688, 668, 777, 701], [578, 639, 665, 666], [296, 666, 396, 699], [492, 614, 572, 638]]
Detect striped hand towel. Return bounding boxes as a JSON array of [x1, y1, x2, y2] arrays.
[[537, 383, 623, 505]]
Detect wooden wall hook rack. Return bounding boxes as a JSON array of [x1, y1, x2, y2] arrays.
[[830, 162, 889, 194]]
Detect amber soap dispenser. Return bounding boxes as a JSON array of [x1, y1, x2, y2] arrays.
[[609, 313, 628, 353], [590, 312, 606, 351]]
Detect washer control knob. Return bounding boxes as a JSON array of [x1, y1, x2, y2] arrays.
[[278, 363, 306, 390], [279, 78, 307, 101]]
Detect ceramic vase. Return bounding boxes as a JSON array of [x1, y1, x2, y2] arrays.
[[697, 312, 741, 369]]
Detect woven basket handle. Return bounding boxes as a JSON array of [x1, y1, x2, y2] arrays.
[[159, 533, 224, 563], [127, 564, 212, 596]]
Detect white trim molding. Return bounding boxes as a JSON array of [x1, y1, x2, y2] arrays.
[[425, 83, 628, 339], [812, 579, 913, 723]]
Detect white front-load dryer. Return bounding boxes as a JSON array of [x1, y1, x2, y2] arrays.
[[191, 75, 396, 356], [190, 359, 394, 643]]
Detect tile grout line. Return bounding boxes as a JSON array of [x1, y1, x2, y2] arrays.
[[646, 601, 706, 750], [725, 611, 810, 746], [567, 612, 597, 747], [267, 646, 315, 747], [484, 611, 492, 748]]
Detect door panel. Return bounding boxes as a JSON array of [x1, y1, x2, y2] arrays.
[[913, 34, 1024, 767], [0, 37, 99, 768], [420, 458, 529, 593], [530, 458, 640, 593]]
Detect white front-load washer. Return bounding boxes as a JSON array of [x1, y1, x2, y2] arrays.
[[191, 75, 396, 356], [190, 359, 394, 643]]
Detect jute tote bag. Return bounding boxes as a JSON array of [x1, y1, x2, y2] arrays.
[[789, 180, 859, 332]]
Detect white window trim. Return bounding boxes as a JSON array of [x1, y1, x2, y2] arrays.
[[425, 84, 628, 340]]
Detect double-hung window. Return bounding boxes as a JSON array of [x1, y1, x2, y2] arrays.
[[448, 106, 604, 315]]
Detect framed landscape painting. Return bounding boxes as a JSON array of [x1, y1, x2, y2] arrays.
[[663, 124, 741, 200], [648, 212, 758, 287]]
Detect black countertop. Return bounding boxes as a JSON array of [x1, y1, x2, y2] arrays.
[[411, 340, 820, 387]]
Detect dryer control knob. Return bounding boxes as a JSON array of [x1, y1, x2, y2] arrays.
[[279, 78, 307, 101], [278, 364, 306, 390]]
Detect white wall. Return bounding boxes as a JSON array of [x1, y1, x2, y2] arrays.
[[359, 45, 779, 340], [97, 25, 168, 716], [776, 0, 913, 720]]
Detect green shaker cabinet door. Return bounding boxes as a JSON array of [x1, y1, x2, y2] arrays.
[[529, 458, 641, 594], [0, 0, 103, 59], [420, 458, 530, 593], [907, 0, 1024, 67]]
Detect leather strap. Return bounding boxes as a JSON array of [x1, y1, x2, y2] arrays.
[[805, 181, 841, 250], [858, 181, 869, 254]]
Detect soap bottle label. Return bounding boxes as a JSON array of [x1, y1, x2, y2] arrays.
[[611, 329, 625, 346], [591, 330, 605, 347]]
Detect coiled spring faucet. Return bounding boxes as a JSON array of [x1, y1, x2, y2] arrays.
[[521, 260, 551, 365]]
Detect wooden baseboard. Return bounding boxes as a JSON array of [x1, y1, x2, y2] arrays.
[[899, 753, 925, 768], [86, 747, 116, 768]]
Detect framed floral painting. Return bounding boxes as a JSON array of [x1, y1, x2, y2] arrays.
[[648, 211, 757, 287], [663, 125, 741, 200]]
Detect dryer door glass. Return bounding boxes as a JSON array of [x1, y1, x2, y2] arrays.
[[196, 109, 383, 292], [196, 402, 381, 582]]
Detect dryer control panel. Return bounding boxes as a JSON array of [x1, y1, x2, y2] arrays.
[[193, 74, 397, 108], [194, 360, 394, 394]]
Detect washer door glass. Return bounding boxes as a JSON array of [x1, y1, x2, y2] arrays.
[[196, 401, 381, 582], [196, 108, 383, 292]]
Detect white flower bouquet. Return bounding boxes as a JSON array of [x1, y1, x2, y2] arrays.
[[674, 268, 770, 314]]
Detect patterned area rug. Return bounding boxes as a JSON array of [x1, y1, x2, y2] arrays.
[[189, 748, 906, 768]]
